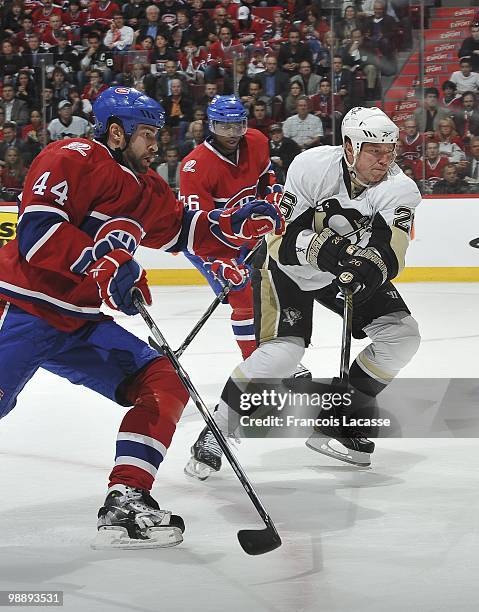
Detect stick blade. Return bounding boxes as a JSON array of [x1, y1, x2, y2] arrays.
[[237, 527, 282, 556]]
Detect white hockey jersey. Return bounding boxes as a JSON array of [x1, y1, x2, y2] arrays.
[[267, 145, 422, 291]]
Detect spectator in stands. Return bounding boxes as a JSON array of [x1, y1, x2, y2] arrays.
[[414, 87, 449, 138], [453, 91, 479, 141], [316, 30, 339, 77], [278, 28, 313, 77], [123, 0, 146, 30], [32, 0, 63, 35], [68, 87, 92, 120], [138, 35, 154, 63], [90, 0, 121, 32], [170, 26, 186, 53], [282, 95, 324, 151], [197, 82, 218, 108], [79, 32, 114, 86], [175, 8, 193, 48], [104, 12, 134, 55], [159, 0, 183, 29], [209, 6, 236, 41], [262, 9, 290, 45], [291, 60, 321, 96], [256, 55, 289, 103], [156, 145, 180, 193], [309, 78, 344, 134], [163, 78, 193, 129], [153, 126, 173, 165], [236, 6, 266, 47], [22, 110, 43, 143], [223, 58, 251, 98], [149, 33, 178, 77], [440, 80, 462, 113], [241, 79, 270, 116], [178, 37, 208, 84], [1, 147, 26, 189], [399, 118, 426, 165], [331, 55, 353, 108], [434, 117, 466, 163], [457, 136, 479, 183], [268, 122, 301, 184], [0, 85, 29, 127], [247, 46, 266, 77], [180, 120, 205, 158], [153, 59, 188, 102], [15, 70, 38, 109], [47, 100, 90, 140], [204, 24, 239, 82], [20, 34, 49, 76], [432, 163, 469, 195], [51, 32, 80, 76], [299, 6, 329, 57], [247, 101, 273, 136], [458, 23, 479, 73], [81, 68, 108, 102], [42, 13, 73, 48], [41, 86, 58, 123], [2, 1, 24, 36], [0, 40, 24, 83], [341, 29, 378, 101], [135, 5, 167, 43], [335, 5, 361, 46], [284, 80, 304, 118], [62, 0, 83, 41], [363, 0, 398, 76], [190, 10, 214, 47], [50, 67, 70, 103], [14, 16, 36, 52], [0, 122, 29, 161], [412, 140, 449, 194], [449, 59, 479, 95], [129, 62, 148, 91]]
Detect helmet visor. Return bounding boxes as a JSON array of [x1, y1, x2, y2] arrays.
[[211, 119, 247, 137]]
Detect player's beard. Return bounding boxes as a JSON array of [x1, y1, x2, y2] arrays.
[[123, 148, 154, 174]]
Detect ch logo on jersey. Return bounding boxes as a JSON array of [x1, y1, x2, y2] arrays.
[[114, 87, 130, 94], [182, 160, 197, 173], [61, 142, 91, 156], [282, 307, 302, 327]]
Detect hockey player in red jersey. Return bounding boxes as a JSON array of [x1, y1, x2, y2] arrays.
[[180, 95, 276, 360], [0, 87, 284, 549]]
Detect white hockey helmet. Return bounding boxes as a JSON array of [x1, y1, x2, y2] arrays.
[[341, 106, 399, 169]]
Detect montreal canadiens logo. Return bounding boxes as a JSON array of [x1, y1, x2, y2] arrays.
[[115, 87, 130, 94]]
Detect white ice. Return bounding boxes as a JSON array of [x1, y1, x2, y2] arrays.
[[1, 283, 478, 612]]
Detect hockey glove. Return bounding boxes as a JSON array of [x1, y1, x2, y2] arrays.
[[71, 217, 143, 275], [205, 258, 250, 291], [335, 247, 388, 305], [88, 248, 152, 315], [304, 228, 353, 275], [263, 183, 284, 207], [218, 200, 285, 245]]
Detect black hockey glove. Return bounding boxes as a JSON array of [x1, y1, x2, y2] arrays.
[[335, 247, 388, 305], [305, 228, 352, 274]]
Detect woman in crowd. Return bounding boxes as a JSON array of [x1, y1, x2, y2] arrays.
[[1, 147, 26, 189]]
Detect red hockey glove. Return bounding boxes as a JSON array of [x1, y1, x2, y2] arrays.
[[206, 258, 250, 290], [88, 248, 151, 315], [219, 199, 285, 245]]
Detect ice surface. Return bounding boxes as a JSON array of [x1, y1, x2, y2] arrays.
[[1, 283, 478, 612]]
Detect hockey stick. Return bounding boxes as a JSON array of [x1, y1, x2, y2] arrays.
[[338, 282, 353, 387], [174, 242, 262, 359], [132, 288, 282, 556]]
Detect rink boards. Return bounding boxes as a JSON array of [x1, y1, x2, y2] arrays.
[[1, 197, 479, 282]]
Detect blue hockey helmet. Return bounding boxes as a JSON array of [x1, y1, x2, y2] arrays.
[[207, 95, 248, 137], [93, 87, 165, 139]]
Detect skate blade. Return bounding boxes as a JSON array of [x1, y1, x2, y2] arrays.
[[306, 435, 371, 467], [91, 526, 183, 550], [184, 457, 216, 481]]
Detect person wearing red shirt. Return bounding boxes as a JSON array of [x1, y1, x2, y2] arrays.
[[412, 140, 449, 193], [32, 0, 63, 34], [399, 118, 427, 164], [81, 68, 108, 102], [89, 0, 120, 29], [204, 24, 240, 81], [41, 14, 74, 47]]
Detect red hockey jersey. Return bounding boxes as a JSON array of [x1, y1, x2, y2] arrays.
[[178, 129, 273, 213], [0, 139, 245, 332]]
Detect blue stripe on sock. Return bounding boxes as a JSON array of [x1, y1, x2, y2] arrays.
[[115, 439, 164, 469]]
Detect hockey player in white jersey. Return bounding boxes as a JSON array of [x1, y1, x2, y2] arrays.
[[185, 107, 422, 475]]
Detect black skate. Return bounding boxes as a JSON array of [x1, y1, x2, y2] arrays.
[[306, 393, 377, 467], [184, 425, 223, 481], [91, 485, 185, 549]]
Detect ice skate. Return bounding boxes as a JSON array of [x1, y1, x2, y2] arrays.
[[91, 485, 184, 549], [184, 425, 223, 481]]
